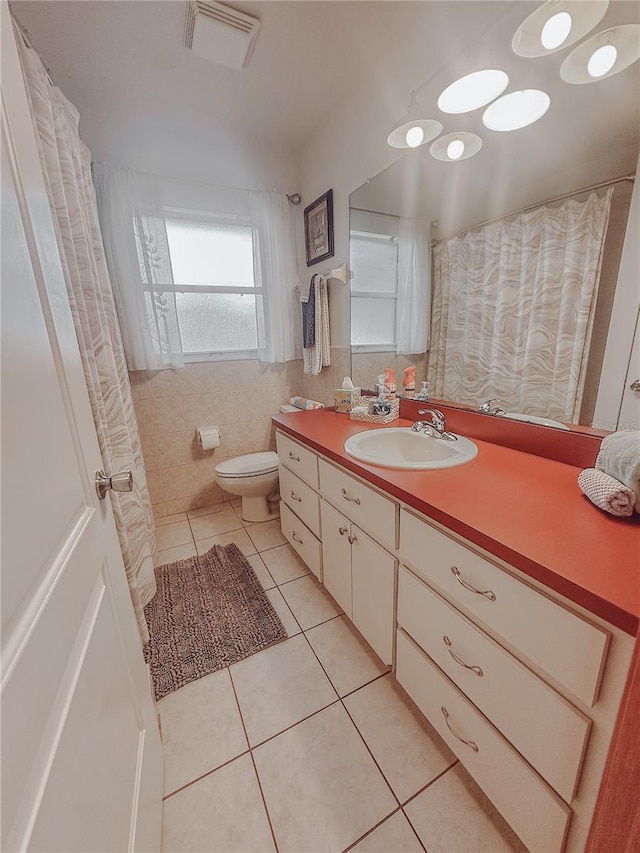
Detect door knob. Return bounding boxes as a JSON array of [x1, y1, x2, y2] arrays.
[[95, 469, 134, 500], [630, 379, 640, 392]]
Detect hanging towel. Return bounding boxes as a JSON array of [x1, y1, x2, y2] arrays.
[[595, 430, 640, 510], [302, 274, 317, 349], [303, 274, 331, 375], [298, 277, 312, 303], [578, 468, 636, 517]]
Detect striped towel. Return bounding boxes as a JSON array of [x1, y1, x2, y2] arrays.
[[303, 274, 331, 376]]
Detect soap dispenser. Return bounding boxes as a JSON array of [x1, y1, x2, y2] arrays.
[[416, 381, 430, 402]]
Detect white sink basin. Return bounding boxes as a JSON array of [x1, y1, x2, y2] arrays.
[[344, 428, 478, 470], [504, 412, 570, 431]]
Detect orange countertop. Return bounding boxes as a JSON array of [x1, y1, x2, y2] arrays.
[[272, 410, 640, 636]]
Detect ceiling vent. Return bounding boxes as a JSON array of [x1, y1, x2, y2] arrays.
[[185, 1, 260, 70]]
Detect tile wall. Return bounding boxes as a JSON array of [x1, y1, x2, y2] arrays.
[[131, 347, 355, 520], [131, 359, 301, 519]]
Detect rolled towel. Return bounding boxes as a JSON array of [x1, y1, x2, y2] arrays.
[[595, 430, 640, 511], [578, 468, 636, 517], [289, 395, 325, 411]]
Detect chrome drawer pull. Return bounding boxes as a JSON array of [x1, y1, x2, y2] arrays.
[[290, 491, 302, 502], [341, 488, 361, 505], [443, 636, 484, 677], [451, 566, 496, 601], [339, 526, 348, 536], [288, 451, 301, 462], [292, 532, 303, 544], [441, 706, 479, 752], [348, 534, 357, 544]]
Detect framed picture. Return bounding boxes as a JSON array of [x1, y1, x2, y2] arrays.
[[304, 189, 334, 267]]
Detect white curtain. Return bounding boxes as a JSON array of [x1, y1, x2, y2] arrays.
[[249, 189, 299, 363], [17, 36, 157, 645], [428, 190, 613, 423], [93, 164, 184, 371], [396, 216, 431, 355]]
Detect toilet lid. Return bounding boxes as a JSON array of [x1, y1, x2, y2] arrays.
[[215, 451, 279, 477]]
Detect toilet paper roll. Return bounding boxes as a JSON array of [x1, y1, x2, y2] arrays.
[[197, 426, 221, 451]]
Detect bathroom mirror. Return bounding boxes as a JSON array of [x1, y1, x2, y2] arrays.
[[349, 3, 639, 430]]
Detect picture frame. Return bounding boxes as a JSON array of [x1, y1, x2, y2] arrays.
[[304, 189, 334, 267]]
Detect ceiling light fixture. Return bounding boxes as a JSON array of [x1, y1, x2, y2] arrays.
[[430, 132, 483, 162], [438, 69, 509, 114], [512, 0, 609, 57], [560, 25, 640, 83], [386, 94, 443, 149], [482, 89, 551, 132]]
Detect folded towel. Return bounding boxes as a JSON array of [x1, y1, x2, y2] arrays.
[[578, 468, 636, 517], [595, 430, 640, 508], [289, 395, 325, 411]]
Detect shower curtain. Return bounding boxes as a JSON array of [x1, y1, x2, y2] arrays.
[[428, 190, 613, 423], [16, 31, 157, 646]]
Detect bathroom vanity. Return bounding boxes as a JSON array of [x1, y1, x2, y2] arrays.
[[273, 408, 639, 853]]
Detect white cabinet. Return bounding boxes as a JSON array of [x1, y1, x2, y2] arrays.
[[320, 500, 395, 665]]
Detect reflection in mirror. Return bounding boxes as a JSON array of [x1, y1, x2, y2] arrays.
[[349, 4, 639, 431]]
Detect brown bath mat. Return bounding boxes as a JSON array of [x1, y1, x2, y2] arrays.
[[144, 543, 287, 700]]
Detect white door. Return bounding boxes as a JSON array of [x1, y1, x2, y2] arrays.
[[1, 14, 162, 853], [350, 530, 395, 666]]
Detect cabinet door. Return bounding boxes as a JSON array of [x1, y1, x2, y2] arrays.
[[320, 500, 352, 617], [351, 529, 396, 665]]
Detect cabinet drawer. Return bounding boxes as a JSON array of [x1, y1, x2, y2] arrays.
[[279, 465, 320, 538], [396, 631, 571, 853], [281, 503, 322, 580], [276, 432, 319, 490], [398, 567, 590, 803], [319, 460, 397, 550], [400, 510, 609, 707]]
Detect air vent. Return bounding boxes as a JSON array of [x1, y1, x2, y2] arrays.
[[185, 1, 260, 70]]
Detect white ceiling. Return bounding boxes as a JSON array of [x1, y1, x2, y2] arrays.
[[10, 0, 516, 185]]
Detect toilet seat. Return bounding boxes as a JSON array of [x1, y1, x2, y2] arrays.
[[215, 451, 279, 479]]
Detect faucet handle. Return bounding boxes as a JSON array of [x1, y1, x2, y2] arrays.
[[479, 398, 505, 414], [418, 407, 445, 423]]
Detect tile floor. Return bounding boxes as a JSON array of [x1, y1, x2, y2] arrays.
[[155, 502, 527, 853]]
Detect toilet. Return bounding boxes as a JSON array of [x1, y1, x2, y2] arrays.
[[215, 450, 280, 523]]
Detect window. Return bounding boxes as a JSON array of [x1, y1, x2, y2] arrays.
[[350, 228, 398, 352], [159, 208, 259, 360]]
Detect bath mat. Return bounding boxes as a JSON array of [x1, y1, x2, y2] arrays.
[[143, 544, 287, 700]]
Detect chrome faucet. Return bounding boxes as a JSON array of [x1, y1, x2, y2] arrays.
[[411, 408, 457, 441], [479, 398, 506, 416]]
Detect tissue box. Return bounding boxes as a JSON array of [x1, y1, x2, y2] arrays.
[[334, 387, 361, 413]]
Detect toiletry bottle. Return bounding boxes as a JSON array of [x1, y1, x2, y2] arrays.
[[416, 381, 430, 402], [384, 368, 397, 399], [403, 366, 416, 399], [372, 384, 391, 416]]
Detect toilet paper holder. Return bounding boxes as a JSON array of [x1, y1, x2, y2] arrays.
[[196, 426, 221, 451]]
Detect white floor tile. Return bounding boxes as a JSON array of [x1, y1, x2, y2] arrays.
[[230, 634, 337, 746], [154, 542, 198, 568], [351, 811, 424, 852], [306, 615, 387, 697], [344, 676, 455, 803], [247, 519, 287, 552], [187, 502, 233, 519], [279, 574, 342, 630], [245, 553, 276, 591], [265, 588, 301, 637], [161, 754, 275, 852], [158, 669, 248, 796], [260, 543, 310, 585], [253, 703, 396, 853], [189, 507, 243, 541], [155, 512, 188, 527], [195, 528, 256, 556], [403, 765, 527, 853], [156, 520, 194, 551]]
